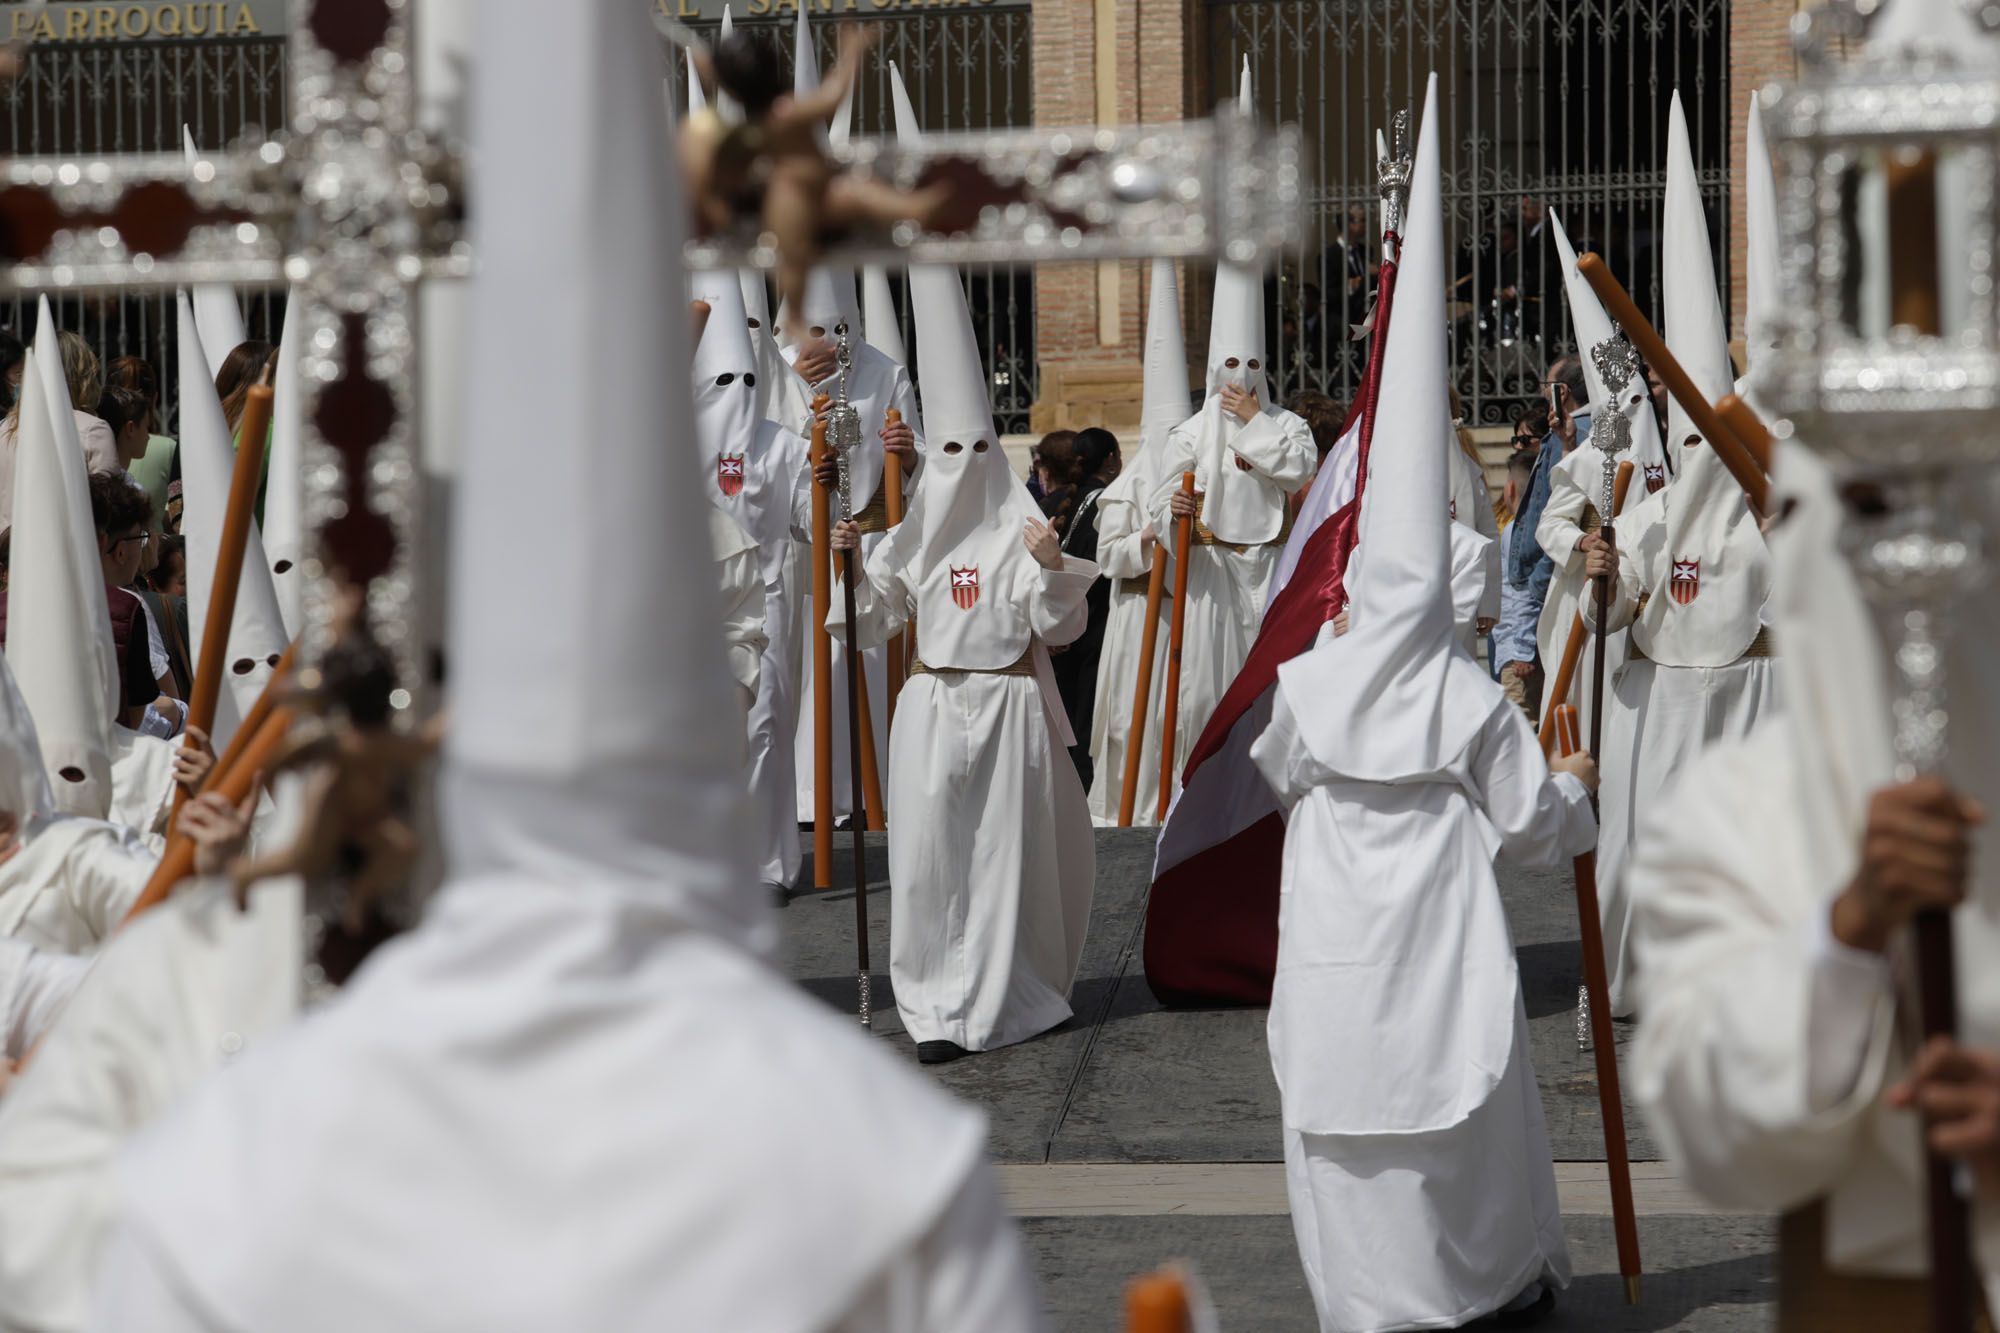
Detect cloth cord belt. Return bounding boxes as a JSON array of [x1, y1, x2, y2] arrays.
[[1627, 620, 1776, 664], [849, 488, 892, 535], [1192, 493, 1295, 551], [910, 645, 1036, 678]]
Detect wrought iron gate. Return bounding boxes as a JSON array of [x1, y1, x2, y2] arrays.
[[1209, 0, 1731, 428], [0, 36, 289, 431], [671, 7, 1038, 434]]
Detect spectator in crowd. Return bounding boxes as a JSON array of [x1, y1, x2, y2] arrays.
[[1031, 429, 1085, 534], [1052, 426, 1120, 787], [141, 533, 193, 699], [1507, 354, 1588, 648], [1494, 449, 1543, 718], [0, 330, 119, 527], [0, 329, 22, 413], [1508, 404, 1544, 458], [97, 385, 153, 473], [1284, 390, 1346, 514], [108, 355, 177, 529]]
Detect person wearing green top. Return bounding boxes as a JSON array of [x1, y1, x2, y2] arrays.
[[107, 356, 176, 534]]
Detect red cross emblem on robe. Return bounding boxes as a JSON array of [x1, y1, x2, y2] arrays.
[[717, 454, 746, 497], [950, 566, 980, 610], [1644, 463, 1667, 493], [1670, 557, 1700, 605]]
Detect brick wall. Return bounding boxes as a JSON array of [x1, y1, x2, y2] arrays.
[[1728, 0, 1802, 349], [1029, 0, 1195, 434]]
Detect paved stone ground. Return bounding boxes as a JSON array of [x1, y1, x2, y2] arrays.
[[781, 829, 1771, 1330]]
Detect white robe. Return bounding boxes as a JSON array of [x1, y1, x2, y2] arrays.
[[0, 816, 153, 954], [87, 882, 1048, 1332], [0, 936, 88, 1060], [779, 347, 923, 824], [716, 421, 811, 889], [1585, 487, 1777, 1015], [1147, 406, 1317, 788], [712, 509, 769, 704], [1253, 695, 1591, 1333], [1534, 440, 1631, 741], [1084, 492, 1171, 827], [1448, 444, 1501, 632], [833, 548, 1098, 1052], [0, 879, 302, 1333], [107, 725, 176, 850]]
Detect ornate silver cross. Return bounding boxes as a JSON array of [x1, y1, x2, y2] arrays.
[[0, 0, 469, 724]]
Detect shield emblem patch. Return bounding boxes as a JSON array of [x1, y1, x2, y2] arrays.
[[1644, 463, 1666, 493], [1670, 557, 1700, 605], [950, 566, 980, 610], [717, 454, 746, 497]]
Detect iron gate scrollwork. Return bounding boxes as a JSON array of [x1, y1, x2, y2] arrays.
[[671, 8, 1037, 435], [1209, 0, 1731, 430], [0, 35, 289, 432]]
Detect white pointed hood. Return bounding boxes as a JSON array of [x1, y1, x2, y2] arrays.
[[444, 0, 765, 953], [1741, 90, 1781, 385], [1273, 74, 1496, 782], [861, 267, 907, 368], [1175, 63, 1287, 545], [774, 5, 854, 345], [737, 269, 791, 426], [714, 6, 740, 120], [6, 344, 115, 816], [1101, 258, 1187, 517], [263, 290, 306, 636], [793, 3, 819, 95], [0, 649, 52, 822], [181, 127, 246, 380], [690, 266, 762, 500], [685, 47, 706, 115], [1629, 91, 1769, 668], [1550, 209, 1667, 489], [176, 293, 289, 747]]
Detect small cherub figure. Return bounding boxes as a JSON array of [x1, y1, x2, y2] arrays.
[[229, 590, 443, 936], [680, 22, 951, 336]]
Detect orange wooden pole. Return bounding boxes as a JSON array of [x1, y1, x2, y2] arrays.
[[124, 704, 293, 923], [1118, 546, 1168, 827], [810, 397, 834, 889], [1155, 472, 1196, 823], [1551, 703, 1643, 1302], [1537, 460, 1635, 757], [1714, 393, 1773, 477], [882, 408, 906, 734], [176, 379, 276, 825], [1125, 1270, 1194, 1333], [1576, 253, 1769, 513]]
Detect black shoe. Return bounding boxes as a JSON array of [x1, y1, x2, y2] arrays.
[[1485, 1282, 1556, 1327], [916, 1040, 969, 1065]]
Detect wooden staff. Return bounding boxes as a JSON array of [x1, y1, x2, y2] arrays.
[[1575, 254, 1769, 513], [175, 378, 276, 825], [852, 652, 886, 833], [123, 704, 293, 923], [810, 398, 834, 890], [1155, 472, 1196, 823], [197, 641, 297, 794], [883, 407, 906, 733], [830, 429, 876, 1029], [1714, 393, 1773, 475], [1118, 545, 1169, 826], [1552, 702, 1642, 1304], [1538, 462, 1636, 758]]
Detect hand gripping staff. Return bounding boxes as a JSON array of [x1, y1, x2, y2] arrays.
[[1551, 703, 1642, 1304]]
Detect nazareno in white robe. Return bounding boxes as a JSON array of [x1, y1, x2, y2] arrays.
[[1629, 442, 2000, 1309], [831, 536, 1099, 1052], [0, 878, 304, 1333], [1254, 694, 1589, 1332], [1146, 398, 1317, 789], [0, 814, 154, 955], [1084, 472, 1172, 826], [779, 341, 923, 824]]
